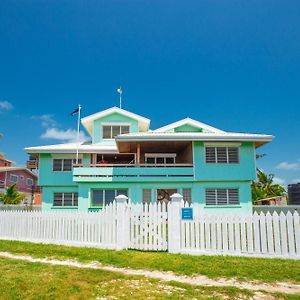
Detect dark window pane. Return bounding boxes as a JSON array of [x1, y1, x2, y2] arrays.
[[228, 147, 239, 164], [217, 147, 227, 163], [103, 126, 111, 139], [63, 159, 72, 171], [156, 157, 164, 164], [146, 157, 155, 164], [205, 189, 216, 205], [216, 189, 228, 205], [73, 193, 78, 206], [53, 193, 63, 206], [116, 189, 128, 197], [143, 189, 151, 204], [112, 126, 120, 138], [121, 126, 130, 134], [93, 190, 103, 206], [64, 193, 73, 206], [228, 189, 239, 204], [205, 147, 216, 163], [166, 157, 175, 164], [53, 159, 62, 171], [183, 188, 192, 204], [104, 190, 116, 205]]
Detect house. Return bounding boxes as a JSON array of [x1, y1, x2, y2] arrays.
[[0, 155, 38, 203], [25, 106, 273, 213]]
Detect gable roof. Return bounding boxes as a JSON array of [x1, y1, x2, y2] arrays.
[[154, 118, 225, 133], [0, 167, 37, 178], [81, 106, 150, 135]]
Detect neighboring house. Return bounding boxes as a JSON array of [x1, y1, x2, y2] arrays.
[[255, 196, 287, 206], [0, 166, 38, 203], [25, 106, 273, 213]]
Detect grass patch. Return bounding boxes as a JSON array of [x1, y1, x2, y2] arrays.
[[0, 240, 299, 284], [0, 257, 257, 299]]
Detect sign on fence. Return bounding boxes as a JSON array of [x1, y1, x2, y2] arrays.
[[181, 208, 193, 220]]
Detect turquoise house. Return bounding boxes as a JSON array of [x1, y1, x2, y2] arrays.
[[26, 106, 273, 213]]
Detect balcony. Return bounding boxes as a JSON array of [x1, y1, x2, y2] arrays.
[[73, 163, 194, 182]]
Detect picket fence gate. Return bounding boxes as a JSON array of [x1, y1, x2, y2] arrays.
[[0, 193, 299, 259]]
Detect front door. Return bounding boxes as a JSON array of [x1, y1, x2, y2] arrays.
[[156, 189, 177, 204]]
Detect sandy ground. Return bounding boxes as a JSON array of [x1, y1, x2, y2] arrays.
[[0, 251, 299, 296]]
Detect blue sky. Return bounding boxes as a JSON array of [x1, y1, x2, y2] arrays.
[[0, 0, 300, 186]]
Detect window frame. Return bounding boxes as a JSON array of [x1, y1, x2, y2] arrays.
[[102, 123, 131, 140], [91, 189, 128, 208], [10, 174, 18, 183], [144, 153, 176, 165], [205, 146, 240, 165], [53, 192, 78, 207], [52, 158, 82, 172], [26, 178, 34, 186], [205, 188, 240, 206]]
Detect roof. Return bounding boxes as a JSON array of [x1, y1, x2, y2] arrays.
[[81, 106, 150, 135], [25, 141, 118, 154], [115, 132, 273, 147], [154, 118, 225, 133], [0, 167, 37, 177]]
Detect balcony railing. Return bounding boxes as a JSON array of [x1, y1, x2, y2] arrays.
[[27, 160, 39, 169], [73, 164, 194, 182]]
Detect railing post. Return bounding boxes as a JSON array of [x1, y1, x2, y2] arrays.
[[115, 194, 129, 250], [168, 193, 183, 254]]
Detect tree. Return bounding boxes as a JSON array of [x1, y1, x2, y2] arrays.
[[251, 169, 286, 204], [0, 184, 25, 205]]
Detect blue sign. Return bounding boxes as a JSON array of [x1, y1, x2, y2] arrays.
[[181, 208, 193, 220]]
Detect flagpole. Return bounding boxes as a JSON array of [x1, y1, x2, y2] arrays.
[[76, 104, 81, 164]]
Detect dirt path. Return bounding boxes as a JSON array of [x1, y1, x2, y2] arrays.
[[0, 251, 299, 295]]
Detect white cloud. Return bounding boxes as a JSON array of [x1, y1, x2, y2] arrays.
[[31, 114, 57, 127], [0, 101, 13, 111], [276, 161, 300, 171], [41, 128, 87, 143], [273, 177, 286, 186]]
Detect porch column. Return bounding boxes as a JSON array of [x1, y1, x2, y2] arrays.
[[168, 193, 183, 254], [137, 143, 140, 165]]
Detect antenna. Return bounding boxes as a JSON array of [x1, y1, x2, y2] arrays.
[[117, 86, 123, 108]]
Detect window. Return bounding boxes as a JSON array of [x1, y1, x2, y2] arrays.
[[92, 189, 128, 207], [102, 125, 130, 139], [145, 154, 176, 165], [53, 158, 82, 171], [20, 176, 24, 180], [182, 188, 192, 204], [26, 178, 34, 186], [10, 175, 18, 183], [53, 192, 78, 207], [143, 189, 152, 204], [205, 188, 239, 206], [205, 147, 239, 164]]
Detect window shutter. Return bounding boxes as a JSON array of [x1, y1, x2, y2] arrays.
[[217, 189, 227, 205], [205, 189, 216, 205], [228, 189, 239, 204], [216, 147, 227, 163], [205, 147, 216, 163], [53, 193, 63, 206], [63, 193, 73, 206], [228, 147, 239, 163]]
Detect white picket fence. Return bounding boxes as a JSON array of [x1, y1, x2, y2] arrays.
[[0, 203, 117, 249], [129, 202, 168, 250], [0, 193, 299, 259]]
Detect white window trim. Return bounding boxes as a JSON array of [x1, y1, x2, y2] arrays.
[[102, 123, 131, 140], [10, 174, 18, 183], [205, 146, 240, 165], [52, 158, 82, 172], [26, 178, 34, 186]]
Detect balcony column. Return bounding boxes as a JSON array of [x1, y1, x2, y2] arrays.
[[137, 143, 140, 166]]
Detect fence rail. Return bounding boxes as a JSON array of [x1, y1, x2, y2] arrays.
[[0, 194, 299, 259]]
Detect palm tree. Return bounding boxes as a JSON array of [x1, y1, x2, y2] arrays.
[[0, 184, 25, 205], [251, 169, 286, 204]]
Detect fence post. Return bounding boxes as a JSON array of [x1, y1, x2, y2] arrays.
[[115, 194, 129, 250], [168, 193, 183, 254]]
